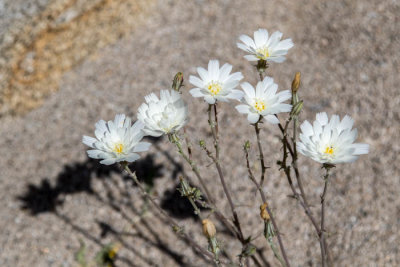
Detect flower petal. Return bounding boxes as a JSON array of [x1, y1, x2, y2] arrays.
[[236, 104, 250, 114], [264, 114, 280, 124], [189, 75, 205, 88], [240, 82, 255, 98], [82, 136, 98, 148], [247, 113, 260, 124]]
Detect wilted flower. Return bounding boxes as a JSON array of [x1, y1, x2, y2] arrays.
[[82, 114, 151, 165], [291, 72, 301, 94], [237, 29, 294, 63], [235, 77, 292, 124], [297, 112, 369, 164], [137, 90, 188, 137], [189, 60, 243, 104], [260, 202, 270, 221], [202, 219, 216, 238]]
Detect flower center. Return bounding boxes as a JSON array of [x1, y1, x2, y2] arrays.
[[324, 146, 334, 155], [207, 81, 222, 96], [114, 143, 124, 154], [256, 46, 270, 59], [254, 99, 266, 112]]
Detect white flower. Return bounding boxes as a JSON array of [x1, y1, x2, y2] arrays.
[[189, 60, 244, 104], [235, 77, 292, 124], [82, 114, 151, 165], [237, 29, 294, 63], [137, 90, 188, 137], [297, 112, 369, 164]]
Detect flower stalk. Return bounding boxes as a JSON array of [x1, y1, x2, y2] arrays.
[[320, 165, 333, 267], [207, 104, 244, 241], [244, 141, 291, 267], [254, 122, 267, 186]]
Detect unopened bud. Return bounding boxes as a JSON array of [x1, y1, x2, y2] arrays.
[[291, 72, 301, 93], [199, 140, 205, 148], [179, 176, 191, 196], [202, 219, 216, 238], [260, 202, 270, 221], [172, 72, 184, 92], [290, 100, 303, 117]]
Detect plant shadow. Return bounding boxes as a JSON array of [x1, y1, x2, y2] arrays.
[[17, 136, 213, 266]]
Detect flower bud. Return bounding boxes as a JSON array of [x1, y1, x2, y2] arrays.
[[291, 72, 301, 93], [172, 72, 184, 92], [179, 176, 191, 197], [290, 100, 303, 117], [199, 140, 206, 148], [202, 219, 216, 238], [260, 202, 270, 221]]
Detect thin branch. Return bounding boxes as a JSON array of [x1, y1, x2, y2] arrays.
[[206, 105, 266, 267], [245, 144, 291, 267], [277, 120, 295, 158], [169, 134, 241, 240], [291, 117, 311, 209], [183, 126, 193, 161], [289, 113, 332, 265], [254, 122, 267, 186], [279, 123, 321, 232], [320, 168, 331, 267], [213, 104, 219, 152], [207, 104, 244, 241], [278, 118, 334, 267], [122, 164, 217, 263]]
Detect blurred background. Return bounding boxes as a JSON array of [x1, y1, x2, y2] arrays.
[[0, 0, 399, 266]]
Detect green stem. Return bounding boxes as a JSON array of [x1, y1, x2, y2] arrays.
[[320, 167, 331, 267], [254, 122, 267, 186]]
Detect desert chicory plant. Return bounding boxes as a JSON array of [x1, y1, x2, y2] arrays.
[[82, 114, 151, 165], [80, 27, 372, 267], [137, 89, 188, 137], [189, 59, 243, 104], [235, 76, 292, 124], [237, 29, 294, 63], [297, 112, 369, 164]]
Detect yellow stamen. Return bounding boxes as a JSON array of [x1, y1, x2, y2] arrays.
[[254, 100, 266, 112], [114, 143, 124, 154], [324, 146, 334, 155], [207, 82, 222, 96], [256, 47, 270, 59]]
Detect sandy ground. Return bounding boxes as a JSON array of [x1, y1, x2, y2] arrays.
[[1, 0, 399, 266]]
